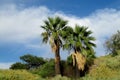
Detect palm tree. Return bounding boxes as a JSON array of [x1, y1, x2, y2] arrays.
[[41, 16, 68, 75], [63, 25, 96, 77]]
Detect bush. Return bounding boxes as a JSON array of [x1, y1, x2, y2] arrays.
[[10, 62, 28, 69], [38, 59, 55, 77], [106, 55, 120, 70], [0, 69, 39, 80], [105, 30, 120, 55]]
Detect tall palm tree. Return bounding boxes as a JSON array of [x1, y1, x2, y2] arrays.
[[63, 25, 96, 77], [41, 16, 68, 75]]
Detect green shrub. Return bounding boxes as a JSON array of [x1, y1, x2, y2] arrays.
[[38, 59, 55, 77], [10, 62, 28, 69], [0, 69, 39, 80]]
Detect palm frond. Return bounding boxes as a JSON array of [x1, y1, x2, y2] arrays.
[[87, 36, 96, 41], [84, 30, 93, 37], [88, 41, 96, 47], [48, 17, 54, 25], [52, 17, 61, 30], [44, 20, 53, 31], [41, 26, 48, 31], [41, 32, 49, 43], [58, 20, 68, 29]]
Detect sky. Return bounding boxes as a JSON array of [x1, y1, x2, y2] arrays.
[[0, 0, 120, 69]]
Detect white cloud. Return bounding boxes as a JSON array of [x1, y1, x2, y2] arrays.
[[0, 4, 50, 43], [0, 62, 13, 69], [0, 4, 120, 56]]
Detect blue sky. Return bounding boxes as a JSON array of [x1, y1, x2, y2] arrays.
[[0, 0, 120, 69]]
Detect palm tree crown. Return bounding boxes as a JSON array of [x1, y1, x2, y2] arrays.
[[63, 25, 96, 56], [41, 17, 68, 50]]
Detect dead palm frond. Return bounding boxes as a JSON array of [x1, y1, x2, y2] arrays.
[[71, 51, 86, 71]]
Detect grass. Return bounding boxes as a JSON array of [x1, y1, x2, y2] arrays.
[[0, 69, 39, 80], [84, 54, 120, 80]]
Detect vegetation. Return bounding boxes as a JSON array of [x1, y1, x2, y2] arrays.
[[10, 54, 46, 69], [10, 62, 28, 69], [105, 30, 120, 55], [0, 69, 39, 80], [2, 54, 120, 80], [38, 59, 55, 77], [20, 54, 46, 69]]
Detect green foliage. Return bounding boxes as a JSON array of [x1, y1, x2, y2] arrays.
[[20, 54, 46, 69], [105, 30, 120, 55], [63, 25, 96, 53], [0, 69, 39, 80], [10, 62, 28, 69], [85, 54, 95, 68], [10, 54, 46, 70], [41, 16, 68, 45], [38, 59, 55, 77]]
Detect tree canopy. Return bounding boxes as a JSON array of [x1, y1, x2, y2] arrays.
[[10, 54, 46, 69], [20, 54, 46, 69], [105, 30, 120, 55], [10, 62, 28, 69]]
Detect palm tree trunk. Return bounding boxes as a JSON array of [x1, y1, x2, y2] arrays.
[[55, 45, 61, 75]]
